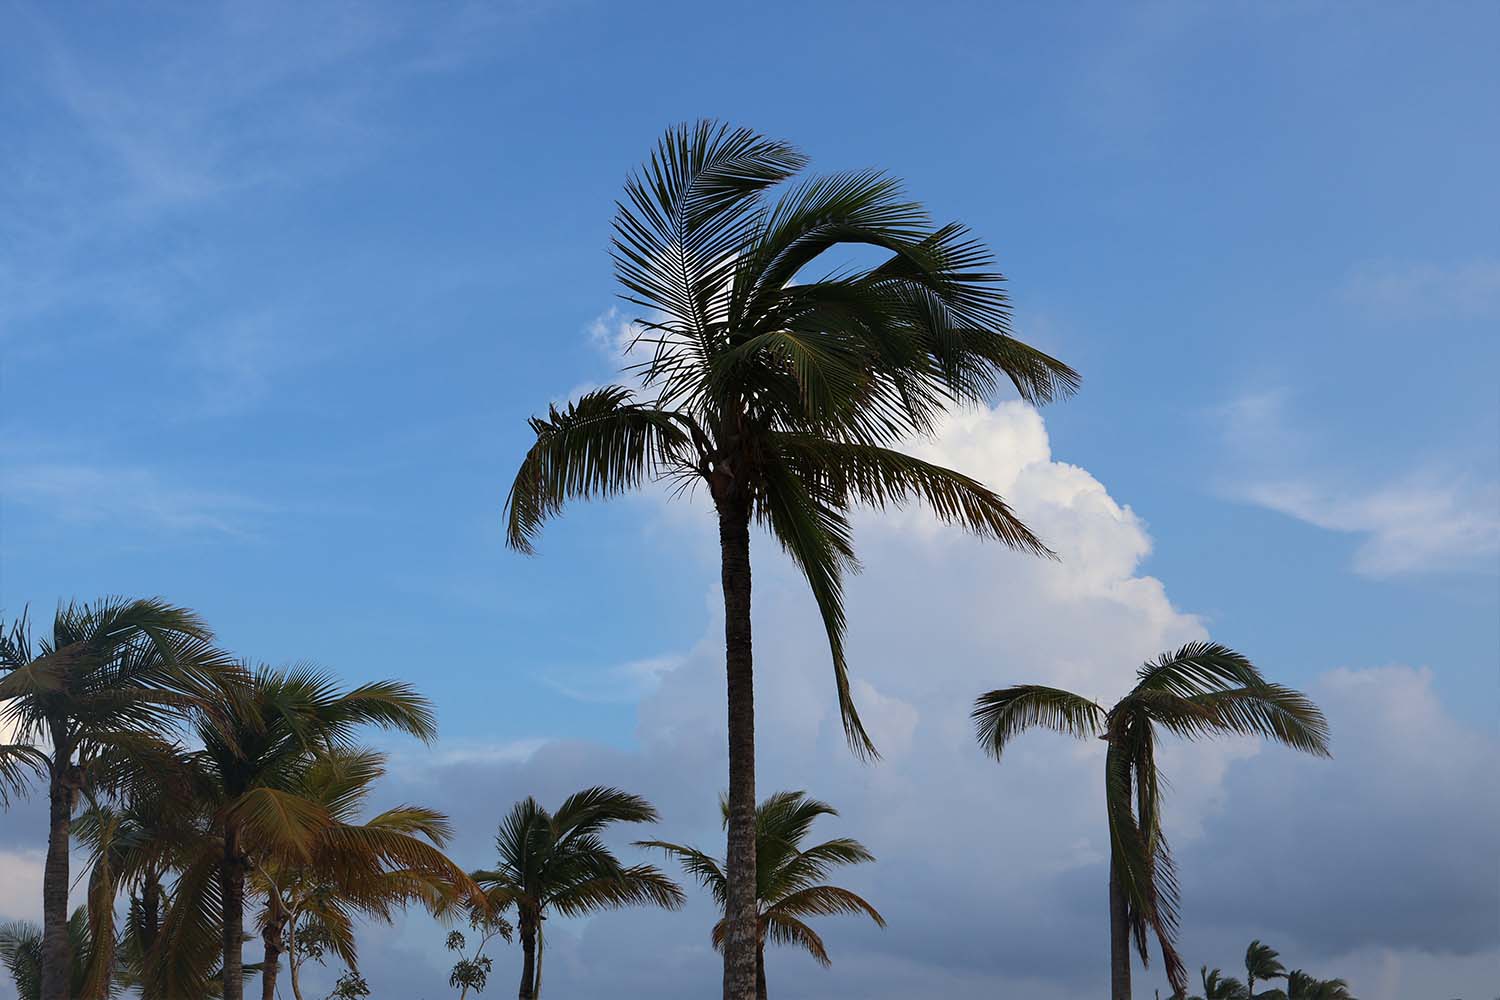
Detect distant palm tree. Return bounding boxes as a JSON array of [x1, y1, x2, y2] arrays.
[[0, 598, 232, 1000], [503, 120, 1076, 1000], [1245, 940, 1287, 999], [1196, 966, 1249, 1000], [972, 642, 1331, 999], [642, 790, 885, 1000], [253, 747, 478, 1000], [0, 909, 109, 1000], [472, 787, 684, 999], [1287, 970, 1356, 1000], [144, 665, 437, 1000]]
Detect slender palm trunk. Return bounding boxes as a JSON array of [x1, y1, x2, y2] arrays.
[[718, 503, 759, 1000], [1106, 740, 1131, 1000], [755, 943, 767, 1000], [221, 820, 247, 1000], [260, 910, 285, 1000], [518, 913, 538, 1000], [141, 874, 161, 951], [41, 732, 75, 1000]]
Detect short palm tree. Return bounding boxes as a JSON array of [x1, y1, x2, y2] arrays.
[[144, 664, 437, 1000], [1287, 970, 1356, 1000], [0, 910, 109, 1000], [253, 747, 479, 1000], [503, 120, 1076, 1000], [1245, 940, 1287, 998], [0, 597, 232, 1000], [972, 641, 1331, 999], [472, 787, 684, 999], [1195, 966, 1249, 1000], [641, 790, 885, 1000]]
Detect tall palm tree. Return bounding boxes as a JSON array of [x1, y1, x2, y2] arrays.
[[1245, 940, 1287, 999], [503, 120, 1076, 1000], [972, 641, 1331, 999], [253, 747, 479, 1000], [471, 787, 685, 999], [143, 664, 437, 1000], [0, 598, 232, 1000], [0, 910, 110, 1000], [641, 790, 885, 1000]]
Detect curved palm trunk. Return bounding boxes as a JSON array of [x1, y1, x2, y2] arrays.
[[755, 943, 767, 1000], [1106, 740, 1131, 1000], [41, 734, 75, 1000], [718, 504, 759, 1000], [517, 913, 538, 1000], [221, 821, 247, 1000]]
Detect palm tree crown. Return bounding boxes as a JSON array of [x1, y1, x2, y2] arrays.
[[973, 642, 1331, 997], [1245, 939, 1287, 998], [473, 786, 684, 998], [642, 790, 884, 1000]]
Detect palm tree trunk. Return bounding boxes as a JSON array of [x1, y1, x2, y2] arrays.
[[518, 914, 537, 1000], [718, 503, 758, 1000], [1109, 852, 1131, 1000], [1106, 737, 1132, 1000], [260, 910, 284, 1000], [221, 821, 247, 1000], [755, 943, 767, 1000], [40, 736, 74, 1000]]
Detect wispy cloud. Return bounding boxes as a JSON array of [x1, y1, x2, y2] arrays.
[[1220, 391, 1499, 577], [1343, 258, 1500, 320], [0, 461, 268, 537]]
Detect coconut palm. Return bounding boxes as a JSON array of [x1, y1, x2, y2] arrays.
[[471, 787, 685, 999], [503, 120, 1076, 1000], [1287, 971, 1356, 1000], [641, 790, 885, 1000], [0, 910, 112, 1000], [253, 747, 479, 1000], [972, 641, 1331, 999], [1245, 940, 1287, 998], [1195, 966, 1249, 1000], [0, 598, 232, 1000], [143, 664, 437, 1000]]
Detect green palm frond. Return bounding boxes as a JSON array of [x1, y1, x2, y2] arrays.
[[972, 685, 1105, 759], [505, 387, 698, 554], [775, 436, 1052, 556]]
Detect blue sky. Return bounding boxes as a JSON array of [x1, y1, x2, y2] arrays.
[[2, 3, 1497, 998]]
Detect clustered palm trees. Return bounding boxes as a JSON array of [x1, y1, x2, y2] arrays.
[[1165, 940, 1357, 1000], [3, 121, 1338, 1000]]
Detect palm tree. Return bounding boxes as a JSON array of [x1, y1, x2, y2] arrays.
[[1287, 971, 1356, 1000], [1195, 966, 1249, 1000], [972, 641, 1331, 999], [1245, 940, 1287, 999], [254, 747, 480, 1000], [0, 598, 232, 1000], [641, 790, 885, 1000], [472, 787, 685, 999], [144, 664, 437, 1000], [503, 120, 1076, 1000], [0, 910, 110, 1000]]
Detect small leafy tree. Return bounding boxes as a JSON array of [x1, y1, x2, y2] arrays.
[[446, 907, 512, 999], [324, 970, 369, 1000]]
